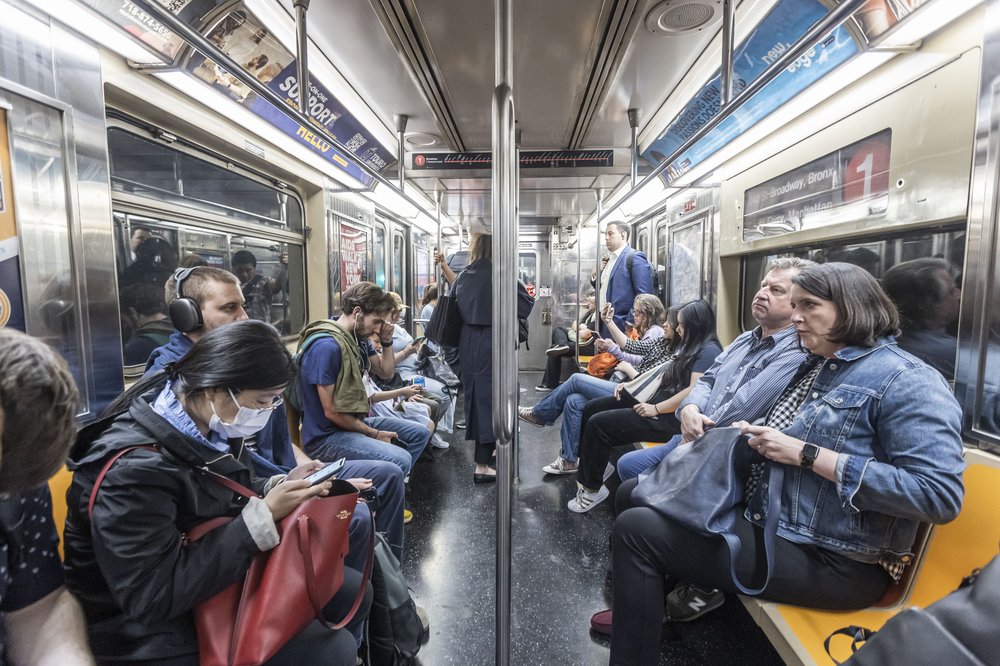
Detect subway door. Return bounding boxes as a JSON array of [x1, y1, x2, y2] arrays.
[[517, 243, 549, 371]]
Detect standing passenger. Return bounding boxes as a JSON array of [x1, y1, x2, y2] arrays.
[[592, 222, 653, 337], [452, 233, 534, 483]]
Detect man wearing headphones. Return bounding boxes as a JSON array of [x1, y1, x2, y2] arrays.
[[143, 267, 409, 563]]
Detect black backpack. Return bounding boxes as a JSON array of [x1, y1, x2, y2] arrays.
[[366, 533, 426, 665], [625, 250, 660, 296]]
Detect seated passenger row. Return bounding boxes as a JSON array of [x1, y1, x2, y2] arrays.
[[550, 260, 965, 666]]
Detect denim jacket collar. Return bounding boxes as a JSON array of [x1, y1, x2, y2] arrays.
[[832, 336, 897, 362]]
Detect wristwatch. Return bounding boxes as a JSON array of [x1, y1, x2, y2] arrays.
[[800, 443, 821, 469]]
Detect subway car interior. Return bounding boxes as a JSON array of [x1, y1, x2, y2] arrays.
[[2, 0, 1000, 663]]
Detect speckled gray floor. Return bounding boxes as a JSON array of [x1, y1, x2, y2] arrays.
[[401, 372, 784, 665]]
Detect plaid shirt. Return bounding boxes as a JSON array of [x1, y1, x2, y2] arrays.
[[621, 335, 680, 375]]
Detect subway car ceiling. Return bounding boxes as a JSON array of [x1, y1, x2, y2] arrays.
[[9, 0, 981, 238], [0, 0, 992, 418]]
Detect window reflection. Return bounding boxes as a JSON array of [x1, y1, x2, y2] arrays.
[[743, 227, 965, 382], [112, 214, 305, 367]]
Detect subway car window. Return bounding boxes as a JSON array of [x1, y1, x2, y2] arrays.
[[112, 216, 305, 367], [108, 128, 303, 230], [229, 237, 302, 335], [742, 226, 965, 381], [669, 218, 706, 305]]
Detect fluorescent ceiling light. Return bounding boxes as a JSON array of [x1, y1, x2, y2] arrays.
[[364, 184, 419, 219], [872, 0, 984, 49], [20, 0, 168, 63], [154, 70, 367, 189], [620, 179, 669, 217]]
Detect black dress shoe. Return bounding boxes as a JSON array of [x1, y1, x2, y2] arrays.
[[473, 472, 497, 484]]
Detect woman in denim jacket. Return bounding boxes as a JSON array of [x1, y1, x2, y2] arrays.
[[605, 262, 965, 666]]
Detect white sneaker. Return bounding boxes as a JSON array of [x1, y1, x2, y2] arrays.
[[567, 484, 609, 513], [546, 344, 570, 357], [431, 433, 450, 449], [603, 462, 615, 482], [542, 456, 578, 475]]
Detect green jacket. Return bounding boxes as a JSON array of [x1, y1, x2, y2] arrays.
[[296, 319, 370, 416]]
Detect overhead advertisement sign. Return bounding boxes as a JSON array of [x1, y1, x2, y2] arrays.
[[82, 0, 226, 60], [855, 0, 929, 42], [411, 150, 614, 170], [742, 129, 891, 240], [641, 0, 861, 183], [185, 7, 393, 186], [0, 109, 26, 331]]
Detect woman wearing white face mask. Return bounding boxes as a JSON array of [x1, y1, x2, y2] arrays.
[[64, 320, 370, 665]]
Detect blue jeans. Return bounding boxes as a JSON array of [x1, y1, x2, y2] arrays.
[[530, 373, 615, 462], [616, 435, 681, 481], [340, 459, 405, 563], [305, 416, 429, 476]]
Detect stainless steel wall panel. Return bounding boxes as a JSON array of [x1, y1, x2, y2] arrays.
[[957, 0, 1000, 452], [0, 0, 122, 419]]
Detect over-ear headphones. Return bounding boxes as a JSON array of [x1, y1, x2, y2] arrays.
[[168, 267, 203, 333]]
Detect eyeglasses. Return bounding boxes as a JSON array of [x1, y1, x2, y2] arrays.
[[233, 390, 285, 411]]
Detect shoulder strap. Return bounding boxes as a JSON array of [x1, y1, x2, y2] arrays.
[[88, 445, 259, 519], [88, 446, 159, 518]]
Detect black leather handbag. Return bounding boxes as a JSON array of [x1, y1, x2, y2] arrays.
[[631, 426, 782, 595], [424, 288, 462, 348]]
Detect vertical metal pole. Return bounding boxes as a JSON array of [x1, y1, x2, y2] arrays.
[[396, 114, 409, 191], [628, 109, 639, 189], [720, 0, 735, 106], [292, 0, 311, 118], [595, 188, 605, 313], [492, 0, 515, 664]]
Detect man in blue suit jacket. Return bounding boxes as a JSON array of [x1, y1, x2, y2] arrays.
[[592, 222, 654, 337]]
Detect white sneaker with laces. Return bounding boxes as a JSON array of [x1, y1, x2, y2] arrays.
[[431, 433, 450, 449], [567, 484, 610, 513], [542, 456, 578, 475]]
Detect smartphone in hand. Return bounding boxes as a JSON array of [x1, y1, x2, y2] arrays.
[[303, 458, 346, 486]]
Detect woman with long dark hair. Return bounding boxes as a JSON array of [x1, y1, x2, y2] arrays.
[[601, 263, 964, 664], [63, 320, 368, 664], [567, 300, 723, 512]]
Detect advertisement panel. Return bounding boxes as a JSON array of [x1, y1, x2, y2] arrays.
[[641, 0, 860, 182], [186, 8, 392, 185], [339, 223, 370, 289], [0, 109, 25, 331], [81, 0, 224, 60]]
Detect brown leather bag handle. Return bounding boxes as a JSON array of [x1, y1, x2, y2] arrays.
[[298, 501, 375, 631]]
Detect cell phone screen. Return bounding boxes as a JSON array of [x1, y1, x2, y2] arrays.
[[304, 458, 346, 486]]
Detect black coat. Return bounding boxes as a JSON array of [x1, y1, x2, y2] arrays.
[[452, 258, 534, 443], [63, 388, 269, 663]]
